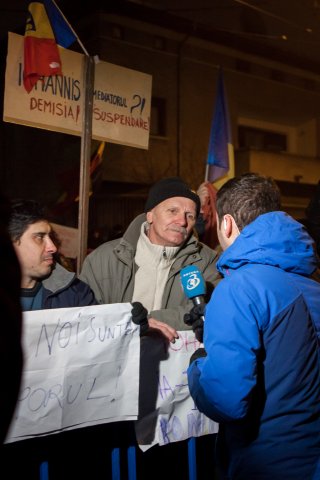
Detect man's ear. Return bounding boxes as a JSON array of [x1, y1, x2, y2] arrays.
[[223, 215, 233, 237], [223, 217, 227, 231], [146, 211, 153, 223]]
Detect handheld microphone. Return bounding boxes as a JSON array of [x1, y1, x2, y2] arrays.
[[180, 265, 206, 307], [131, 301, 149, 335], [180, 265, 206, 341]]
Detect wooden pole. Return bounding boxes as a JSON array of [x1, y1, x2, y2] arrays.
[[77, 55, 95, 275], [205, 163, 209, 182]]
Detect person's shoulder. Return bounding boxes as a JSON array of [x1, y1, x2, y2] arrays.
[[196, 238, 220, 259], [86, 216, 146, 260], [55, 275, 98, 306], [86, 238, 120, 258], [54, 264, 97, 303], [71, 276, 96, 294]]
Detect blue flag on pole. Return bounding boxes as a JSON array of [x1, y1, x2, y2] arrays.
[[44, 0, 77, 48], [206, 68, 234, 182]]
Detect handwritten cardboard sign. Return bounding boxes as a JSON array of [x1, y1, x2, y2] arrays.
[[4, 33, 152, 149]]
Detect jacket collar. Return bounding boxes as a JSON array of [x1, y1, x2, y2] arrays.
[[43, 262, 75, 294]]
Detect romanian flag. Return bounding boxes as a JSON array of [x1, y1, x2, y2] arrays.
[[205, 68, 234, 186], [23, 0, 76, 93]]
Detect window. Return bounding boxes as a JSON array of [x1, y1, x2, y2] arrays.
[[150, 97, 166, 137], [238, 125, 287, 152]]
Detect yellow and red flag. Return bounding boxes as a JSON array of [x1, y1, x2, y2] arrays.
[[51, 142, 106, 217], [23, 0, 76, 93], [89, 141, 105, 177]]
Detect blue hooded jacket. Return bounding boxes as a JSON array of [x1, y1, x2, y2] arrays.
[[188, 211, 320, 479]]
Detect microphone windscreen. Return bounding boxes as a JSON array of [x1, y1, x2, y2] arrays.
[[131, 301, 148, 325], [180, 265, 206, 299]]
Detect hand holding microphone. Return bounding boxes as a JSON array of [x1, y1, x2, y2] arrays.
[[180, 265, 206, 343], [184, 303, 205, 342]]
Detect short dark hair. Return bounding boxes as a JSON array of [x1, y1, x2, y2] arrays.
[[8, 199, 47, 242], [216, 173, 281, 231]]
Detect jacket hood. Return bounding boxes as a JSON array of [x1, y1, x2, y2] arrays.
[[217, 211, 317, 277], [122, 213, 146, 246]]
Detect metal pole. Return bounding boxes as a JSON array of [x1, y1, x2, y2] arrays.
[[77, 55, 95, 275]]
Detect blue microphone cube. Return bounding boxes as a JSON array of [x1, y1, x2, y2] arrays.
[[180, 265, 206, 299]]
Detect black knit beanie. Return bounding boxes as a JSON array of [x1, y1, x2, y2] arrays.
[[145, 177, 200, 216]]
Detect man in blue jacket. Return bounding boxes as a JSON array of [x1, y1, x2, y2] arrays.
[[188, 173, 320, 480]]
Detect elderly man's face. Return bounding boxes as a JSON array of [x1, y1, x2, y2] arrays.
[[146, 197, 197, 246]]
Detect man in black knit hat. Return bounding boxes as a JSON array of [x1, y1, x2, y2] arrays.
[[80, 176, 220, 340]]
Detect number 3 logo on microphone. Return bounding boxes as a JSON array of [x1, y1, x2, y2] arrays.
[[186, 273, 201, 290]]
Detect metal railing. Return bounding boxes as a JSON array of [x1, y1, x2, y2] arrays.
[[38, 436, 216, 480]]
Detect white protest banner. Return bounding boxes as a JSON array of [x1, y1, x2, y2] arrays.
[[4, 32, 152, 149], [5, 303, 140, 443], [136, 331, 219, 451]]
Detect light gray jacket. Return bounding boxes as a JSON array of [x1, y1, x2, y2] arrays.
[[80, 214, 220, 330]]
